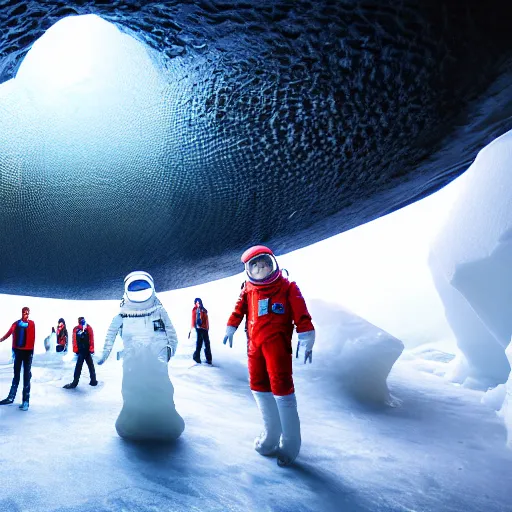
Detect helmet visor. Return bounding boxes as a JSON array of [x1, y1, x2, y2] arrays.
[[125, 276, 154, 303], [245, 253, 278, 283]]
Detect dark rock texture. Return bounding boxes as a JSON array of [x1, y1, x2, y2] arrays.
[[1, 1, 512, 298]]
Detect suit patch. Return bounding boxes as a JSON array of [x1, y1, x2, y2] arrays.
[[153, 319, 166, 332], [258, 298, 269, 316], [271, 302, 285, 314]]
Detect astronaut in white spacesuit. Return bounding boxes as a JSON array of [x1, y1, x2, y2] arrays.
[[98, 271, 184, 441]]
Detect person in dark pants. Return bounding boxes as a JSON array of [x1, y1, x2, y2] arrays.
[[63, 317, 98, 389], [0, 307, 36, 411], [191, 298, 212, 365]]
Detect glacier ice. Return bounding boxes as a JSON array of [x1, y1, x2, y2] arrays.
[[498, 339, 512, 447], [429, 132, 512, 388]]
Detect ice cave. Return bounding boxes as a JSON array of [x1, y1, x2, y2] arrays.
[[1, 4, 512, 512]]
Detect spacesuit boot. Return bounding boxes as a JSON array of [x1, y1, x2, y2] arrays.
[[275, 393, 301, 467], [252, 391, 282, 456]]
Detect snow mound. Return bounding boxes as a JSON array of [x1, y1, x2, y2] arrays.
[[303, 300, 404, 405], [482, 384, 506, 411]]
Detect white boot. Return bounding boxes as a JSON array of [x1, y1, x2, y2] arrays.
[[252, 391, 282, 455], [275, 393, 301, 467]]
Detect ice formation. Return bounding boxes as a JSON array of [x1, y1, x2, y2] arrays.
[[498, 340, 512, 447], [306, 300, 404, 404], [429, 132, 512, 388]]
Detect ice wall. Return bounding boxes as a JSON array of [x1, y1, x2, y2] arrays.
[[429, 132, 512, 388], [429, 251, 509, 389]]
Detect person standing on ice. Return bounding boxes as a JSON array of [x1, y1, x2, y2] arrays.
[[97, 271, 184, 441], [56, 318, 68, 353], [63, 317, 98, 389], [223, 245, 315, 466], [0, 307, 35, 411], [191, 298, 212, 365]]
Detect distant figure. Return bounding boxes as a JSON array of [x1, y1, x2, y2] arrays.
[[98, 271, 184, 441], [44, 327, 55, 352], [56, 318, 68, 353], [0, 307, 36, 411], [223, 245, 315, 467], [63, 317, 98, 389], [191, 298, 212, 365]]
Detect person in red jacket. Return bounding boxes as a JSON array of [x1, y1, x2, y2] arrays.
[[191, 298, 212, 365], [63, 317, 98, 389], [0, 307, 36, 411], [223, 245, 315, 467], [56, 318, 68, 353]]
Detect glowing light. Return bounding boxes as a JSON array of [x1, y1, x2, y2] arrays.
[[16, 15, 120, 93]]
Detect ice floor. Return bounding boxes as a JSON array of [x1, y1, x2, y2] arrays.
[[1, 342, 512, 512]]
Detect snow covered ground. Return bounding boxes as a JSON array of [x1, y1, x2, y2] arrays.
[[1, 330, 511, 512]]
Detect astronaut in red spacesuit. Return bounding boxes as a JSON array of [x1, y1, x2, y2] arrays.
[[223, 245, 315, 466]]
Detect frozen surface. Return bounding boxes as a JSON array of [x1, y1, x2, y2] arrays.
[[1, 314, 512, 512], [430, 132, 512, 386]]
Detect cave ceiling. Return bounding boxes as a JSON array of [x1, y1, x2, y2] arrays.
[[1, 0, 511, 298]]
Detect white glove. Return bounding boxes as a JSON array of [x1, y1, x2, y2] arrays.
[[223, 325, 237, 348], [296, 330, 315, 364], [158, 345, 174, 363]]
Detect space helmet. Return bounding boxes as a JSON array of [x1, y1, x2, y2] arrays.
[[124, 271, 155, 303], [241, 245, 280, 285]]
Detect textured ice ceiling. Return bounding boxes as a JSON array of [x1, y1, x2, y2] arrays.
[[1, 1, 512, 299]]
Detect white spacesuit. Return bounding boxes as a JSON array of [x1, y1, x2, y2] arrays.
[[98, 271, 184, 441]]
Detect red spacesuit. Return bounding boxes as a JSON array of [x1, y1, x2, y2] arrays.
[[224, 245, 315, 467], [227, 266, 314, 396]]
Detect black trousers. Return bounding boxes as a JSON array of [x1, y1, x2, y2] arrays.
[[73, 353, 97, 384], [193, 328, 212, 363], [12, 348, 33, 402]]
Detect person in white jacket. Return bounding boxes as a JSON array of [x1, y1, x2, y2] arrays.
[[98, 270, 184, 441]]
